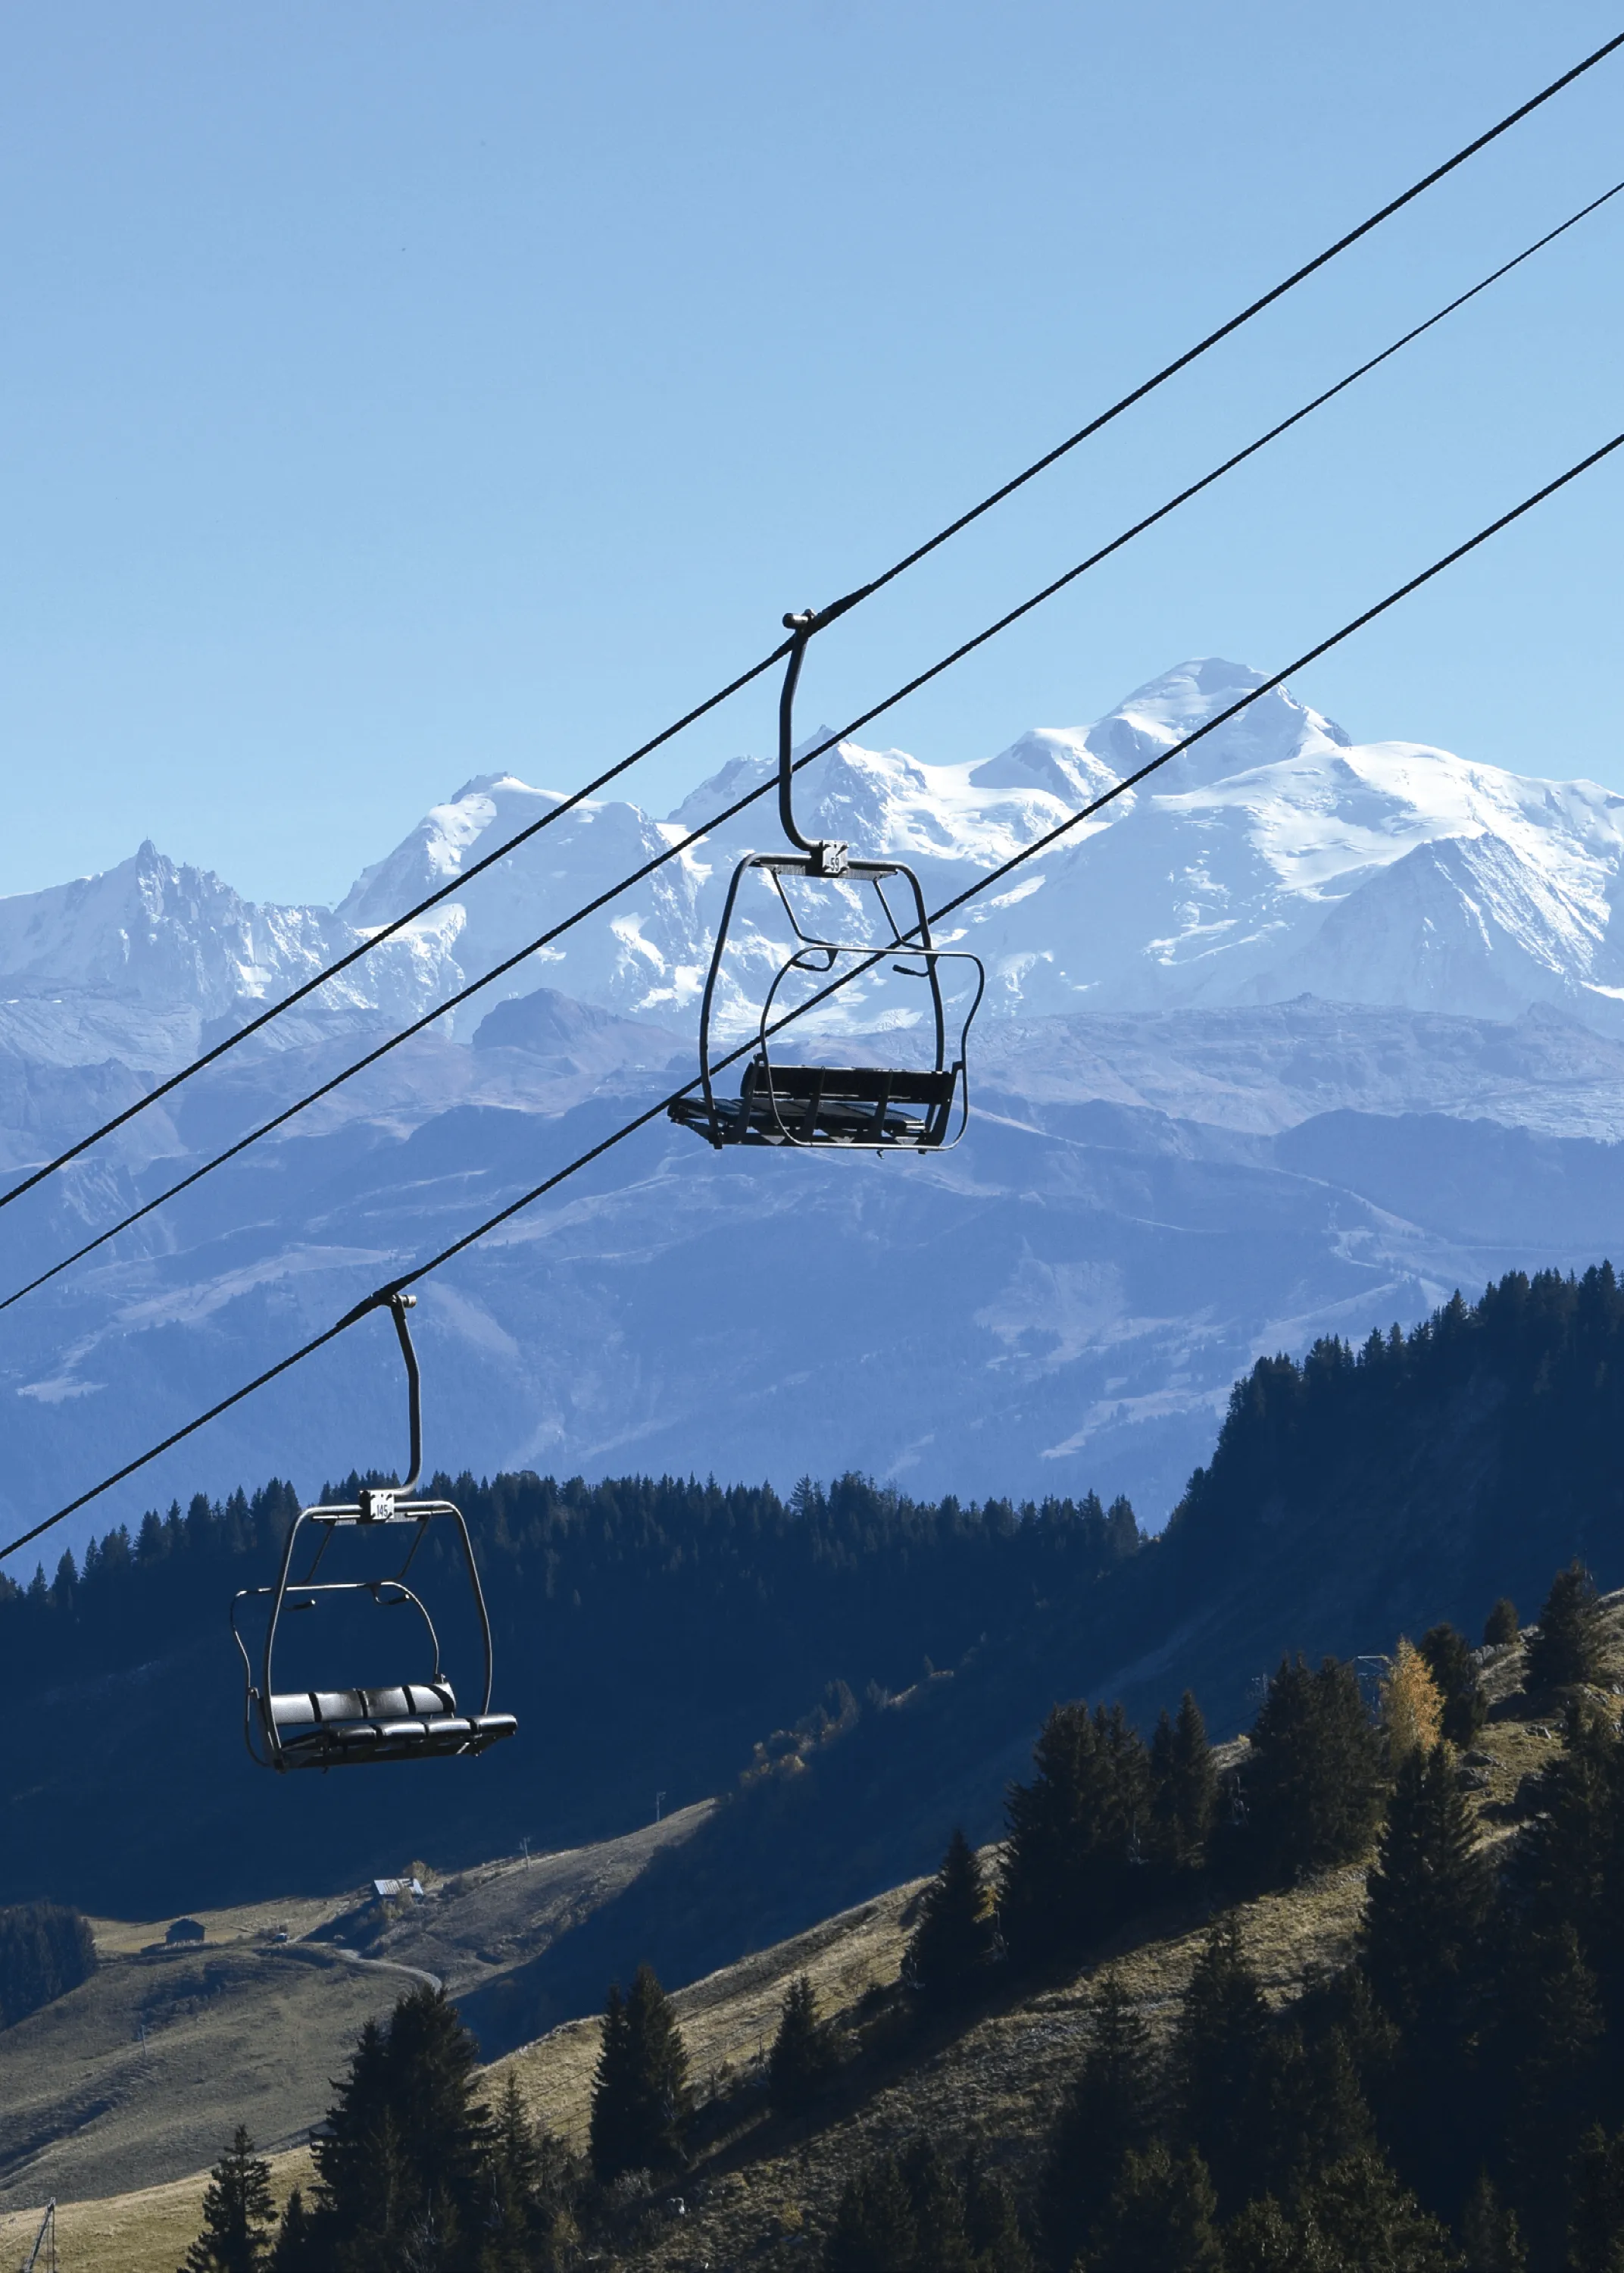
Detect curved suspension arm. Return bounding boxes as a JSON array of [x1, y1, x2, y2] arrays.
[[387, 1293, 423, 1496], [776, 610, 847, 874]]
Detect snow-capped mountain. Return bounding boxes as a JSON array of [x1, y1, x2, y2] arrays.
[[324, 655, 1624, 1039], [9, 656, 1624, 1061], [7, 658, 1624, 1554]]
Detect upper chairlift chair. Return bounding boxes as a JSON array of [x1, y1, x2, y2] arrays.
[[230, 1293, 517, 1771], [669, 608, 986, 1152]]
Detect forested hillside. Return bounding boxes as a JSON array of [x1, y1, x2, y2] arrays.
[[458, 1260, 1624, 2052], [0, 1471, 1138, 1914], [7, 1259, 1623, 1983]]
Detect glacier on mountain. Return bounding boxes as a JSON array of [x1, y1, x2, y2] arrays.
[[5, 657, 1624, 1550]]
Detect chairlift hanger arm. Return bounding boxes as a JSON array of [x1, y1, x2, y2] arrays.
[[778, 609, 848, 874]]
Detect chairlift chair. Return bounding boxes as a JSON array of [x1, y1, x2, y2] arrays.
[[669, 608, 986, 1152], [230, 1294, 517, 1771]]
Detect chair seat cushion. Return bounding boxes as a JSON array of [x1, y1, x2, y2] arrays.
[[270, 1681, 455, 1731], [265, 1690, 516, 1766]]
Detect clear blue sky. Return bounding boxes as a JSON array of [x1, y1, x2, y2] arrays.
[[2, 2, 1620, 907]]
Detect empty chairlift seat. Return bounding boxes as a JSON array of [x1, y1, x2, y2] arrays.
[[267, 1680, 517, 1768], [668, 606, 984, 1156], [230, 1293, 517, 1774], [672, 1055, 964, 1149]]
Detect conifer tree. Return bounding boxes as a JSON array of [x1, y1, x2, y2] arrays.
[[482, 2072, 577, 2273], [267, 2188, 311, 2273], [1361, 1743, 1489, 2043], [1088, 2140, 1223, 2273], [1298, 2149, 1462, 2269], [1380, 1637, 1444, 1765], [768, 1974, 835, 2116], [1245, 1655, 1386, 1882], [905, 1829, 996, 2009], [823, 2153, 916, 2271], [1526, 1561, 1606, 1690], [1568, 2124, 1624, 2273], [899, 2141, 973, 2271], [1038, 1969, 1156, 2269], [181, 2126, 276, 2273], [1252, 2020, 1373, 2203], [1508, 1696, 1622, 1965], [1483, 1597, 1519, 1646], [1417, 1622, 1488, 1747], [1500, 1921, 1604, 2251], [962, 2161, 1032, 2273], [1222, 2193, 1334, 2273], [1150, 1691, 1218, 1875], [1459, 2170, 1526, 2273], [1000, 1702, 1087, 1965], [588, 1964, 692, 2181], [1174, 1916, 1271, 2212], [297, 1990, 492, 2268], [1001, 1700, 1151, 1965]]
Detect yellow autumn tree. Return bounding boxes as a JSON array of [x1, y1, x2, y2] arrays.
[[1381, 1637, 1444, 1763]]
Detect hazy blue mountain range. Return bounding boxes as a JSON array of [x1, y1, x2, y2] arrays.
[[5, 658, 1624, 1552]]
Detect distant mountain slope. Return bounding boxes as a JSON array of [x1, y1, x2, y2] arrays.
[[8, 664, 1624, 1537], [453, 1261, 1624, 2056], [7, 657, 1624, 1063], [0, 1472, 1138, 1916], [9, 1001, 1624, 1539]]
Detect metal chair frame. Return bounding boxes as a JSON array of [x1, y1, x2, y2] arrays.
[[672, 608, 986, 1153], [229, 1295, 510, 1772]]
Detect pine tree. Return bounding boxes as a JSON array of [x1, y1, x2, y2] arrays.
[[1151, 1691, 1219, 1876], [293, 1987, 492, 2269], [1088, 2140, 1223, 2273], [181, 2126, 276, 2273], [905, 1829, 997, 2009], [1380, 1637, 1444, 1765], [1038, 1969, 1156, 2269], [482, 2072, 576, 2273], [1499, 1921, 1605, 2256], [1483, 1597, 1519, 1647], [1223, 2195, 1338, 2273], [1245, 1655, 1386, 1882], [1508, 1696, 1621, 1962], [1459, 2170, 1526, 2273], [588, 1963, 691, 2181], [1000, 1700, 1151, 1965], [1297, 2148, 1463, 2270], [962, 2160, 1032, 2273], [1361, 1743, 1490, 2043], [1526, 1561, 1606, 1690], [1417, 1622, 1488, 1747], [823, 2153, 916, 2271], [1568, 2124, 1624, 2273], [899, 2141, 973, 2271], [1174, 1916, 1271, 2212], [1000, 1702, 1088, 1965], [1252, 2020, 1373, 2203], [267, 2188, 312, 2273], [768, 1974, 835, 2116]]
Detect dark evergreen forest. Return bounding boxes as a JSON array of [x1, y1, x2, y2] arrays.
[[0, 1468, 1138, 1914], [7, 1259, 1624, 1955]]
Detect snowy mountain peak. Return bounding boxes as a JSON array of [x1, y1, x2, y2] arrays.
[[1085, 658, 1352, 790], [339, 774, 572, 930], [9, 656, 1624, 1058]]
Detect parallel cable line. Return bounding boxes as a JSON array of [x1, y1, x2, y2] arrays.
[[5, 179, 1618, 1318], [6, 424, 1619, 1562], [4, 26, 1619, 1214]]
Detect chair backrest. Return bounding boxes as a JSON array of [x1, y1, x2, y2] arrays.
[[746, 1063, 957, 1105]]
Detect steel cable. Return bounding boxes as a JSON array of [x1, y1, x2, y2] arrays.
[[5, 422, 1620, 1562], [5, 173, 1619, 1319], [3, 25, 1618, 1215]]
